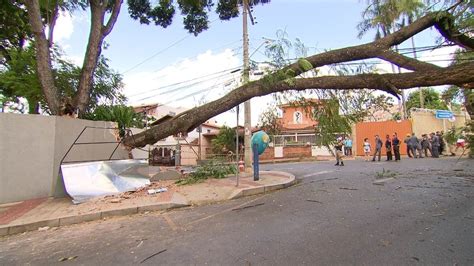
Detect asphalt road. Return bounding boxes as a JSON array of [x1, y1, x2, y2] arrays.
[[1, 157, 473, 265]]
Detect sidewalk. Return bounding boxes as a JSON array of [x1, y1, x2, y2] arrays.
[[0, 171, 295, 237]]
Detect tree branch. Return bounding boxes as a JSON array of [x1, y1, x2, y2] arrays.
[[102, 0, 123, 36], [434, 15, 474, 50], [377, 49, 441, 71], [122, 11, 474, 148], [124, 62, 474, 147]]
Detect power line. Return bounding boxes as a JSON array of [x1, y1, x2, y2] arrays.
[[131, 69, 241, 102], [121, 17, 224, 75], [128, 65, 242, 99], [149, 41, 243, 75], [121, 35, 191, 74]]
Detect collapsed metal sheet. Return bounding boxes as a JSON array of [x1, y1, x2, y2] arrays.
[[61, 160, 151, 204]]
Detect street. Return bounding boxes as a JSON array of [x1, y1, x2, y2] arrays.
[[1, 157, 473, 265]]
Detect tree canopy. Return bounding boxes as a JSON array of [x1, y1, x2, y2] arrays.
[[15, 0, 271, 116], [406, 88, 448, 111]]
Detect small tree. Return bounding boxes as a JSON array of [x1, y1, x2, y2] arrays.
[[211, 126, 236, 155], [406, 88, 448, 112], [257, 104, 282, 137], [83, 105, 145, 138]]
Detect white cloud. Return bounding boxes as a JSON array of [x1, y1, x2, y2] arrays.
[[54, 11, 74, 42], [124, 49, 246, 124]]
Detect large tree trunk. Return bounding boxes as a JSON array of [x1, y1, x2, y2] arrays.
[[75, 0, 122, 116], [25, 0, 122, 116], [124, 11, 474, 148], [24, 0, 61, 115]]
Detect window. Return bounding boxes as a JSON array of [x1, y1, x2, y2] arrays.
[[293, 111, 303, 124]]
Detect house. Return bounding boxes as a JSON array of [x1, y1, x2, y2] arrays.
[[131, 103, 222, 165], [277, 100, 319, 134], [272, 99, 322, 146], [259, 99, 333, 160]]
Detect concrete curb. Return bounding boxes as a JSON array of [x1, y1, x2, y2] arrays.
[[228, 171, 296, 200], [0, 171, 295, 237], [0, 202, 189, 237]]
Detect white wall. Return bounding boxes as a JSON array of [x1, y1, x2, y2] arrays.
[[0, 113, 128, 204]]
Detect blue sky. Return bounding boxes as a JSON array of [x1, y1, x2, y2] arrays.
[[55, 0, 455, 125]]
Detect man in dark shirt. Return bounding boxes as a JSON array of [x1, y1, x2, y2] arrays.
[[372, 135, 383, 162], [392, 133, 401, 161], [421, 134, 432, 157], [431, 132, 440, 158], [385, 134, 392, 161]]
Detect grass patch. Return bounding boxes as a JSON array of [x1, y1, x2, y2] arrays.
[[375, 168, 398, 179]]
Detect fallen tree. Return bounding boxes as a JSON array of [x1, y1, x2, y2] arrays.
[[124, 11, 474, 148]]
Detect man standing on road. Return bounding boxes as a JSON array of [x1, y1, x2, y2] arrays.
[[431, 132, 440, 158], [421, 134, 432, 157], [385, 134, 393, 161], [372, 135, 383, 162], [392, 133, 401, 161], [437, 131, 446, 156], [404, 134, 413, 158], [335, 137, 345, 166], [344, 137, 353, 157], [408, 133, 419, 158]]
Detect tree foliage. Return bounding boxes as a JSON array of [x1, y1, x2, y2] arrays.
[[0, 44, 126, 114], [211, 125, 236, 154], [261, 35, 394, 148], [13, 0, 271, 115], [83, 105, 145, 137], [406, 88, 448, 111], [257, 104, 282, 136]]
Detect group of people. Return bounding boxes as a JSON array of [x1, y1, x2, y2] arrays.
[[402, 131, 458, 158], [334, 131, 462, 166], [363, 133, 401, 162]]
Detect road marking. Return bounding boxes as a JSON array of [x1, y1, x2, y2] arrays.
[[303, 170, 334, 178], [162, 213, 178, 231]]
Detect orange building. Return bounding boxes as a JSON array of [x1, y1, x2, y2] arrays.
[[277, 99, 320, 134]]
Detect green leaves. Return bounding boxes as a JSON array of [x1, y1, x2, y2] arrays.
[[406, 88, 448, 112], [83, 105, 145, 137], [175, 160, 236, 185], [127, 0, 271, 35], [211, 125, 237, 154], [297, 58, 313, 72]]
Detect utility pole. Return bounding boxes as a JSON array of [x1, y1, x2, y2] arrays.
[[411, 37, 424, 108], [242, 0, 252, 171]]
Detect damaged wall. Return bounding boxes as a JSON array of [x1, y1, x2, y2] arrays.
[[0, 113, 128, 204]]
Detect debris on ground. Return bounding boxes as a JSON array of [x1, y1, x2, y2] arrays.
[[58, 256, 78, 262], [147, 188, 168, 195], [306, 199, 323, 204], [140, 249, 167, 264], [38, 226, 50, 231], [339, 187, 358, 190]]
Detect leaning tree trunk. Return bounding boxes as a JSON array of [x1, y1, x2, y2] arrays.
[[124, 11, 474, 148]]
